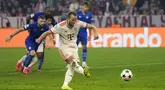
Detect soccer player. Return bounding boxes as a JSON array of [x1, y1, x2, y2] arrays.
[[76, 2, 93, 68], [26, 7, 57, 71], [5, 15, 50, 74], [16, 15, 55, 71], [36, 12, 99, 90], [26, 7, 57, 26]]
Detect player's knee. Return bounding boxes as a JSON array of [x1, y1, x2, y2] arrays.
[[65, 56, 74, 64], [37, 52, 44, 60], [82, 45, 87, 50], [29, 50, 36, 56], [25, 49, 29, 54]]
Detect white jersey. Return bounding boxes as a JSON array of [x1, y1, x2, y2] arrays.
[[51, 20, 87, 48]]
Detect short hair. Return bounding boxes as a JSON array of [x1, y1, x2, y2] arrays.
[[45, 14, 53, 20], [83, 2, 89, 7], [38, 15, 46, 19], [67, 12, 76, 19]]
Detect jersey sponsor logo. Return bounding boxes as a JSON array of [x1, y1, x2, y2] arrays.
[[67, 33, 74, 40]]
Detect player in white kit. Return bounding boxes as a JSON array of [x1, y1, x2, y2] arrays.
[[36, 12, 99, 90]]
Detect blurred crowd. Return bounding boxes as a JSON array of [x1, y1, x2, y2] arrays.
[[0, 0, 47, 17], [0, 0, 165, 17], [53, 0, 165, 16]]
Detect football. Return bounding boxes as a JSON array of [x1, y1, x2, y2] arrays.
[[121, 69, 133, 81]]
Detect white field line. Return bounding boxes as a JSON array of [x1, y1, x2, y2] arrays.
[[0, 62, 164, 75], [94, 62, 164, 69]]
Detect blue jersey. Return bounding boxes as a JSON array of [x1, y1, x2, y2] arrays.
[[76, 10, 92, 36], [24, 22, 50, 40], [24, 22, 50, 51], [31, 12, 57, 26]]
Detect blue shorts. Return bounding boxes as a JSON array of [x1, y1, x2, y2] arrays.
[[76, 35, 87, 46], [25, 38, 40, 52]]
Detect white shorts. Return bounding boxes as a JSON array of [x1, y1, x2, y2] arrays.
[[37, 41, 45, 52], [59, 47, 80, 62]]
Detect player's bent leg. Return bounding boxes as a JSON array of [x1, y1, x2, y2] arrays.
[[61, 63, 74, 90], [72, 61, 84, 74], [23, 50, 35, 74], [37, 41, 45, 71], [60, 53, 76, 90], [37, 52, 44, 71], [66, 55, 91, 78], [60, 48, 90, 89], [28, 56, 39, 69], [24, 50, 36, 67], [73, 61, 91, 78], [16, 55, 27, 71], [81, 45, 89, 68], [19, 55, 27, 62], [17, 49, 29, 71]]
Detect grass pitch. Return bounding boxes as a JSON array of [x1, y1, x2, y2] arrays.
[[0, 48, 165, 90]]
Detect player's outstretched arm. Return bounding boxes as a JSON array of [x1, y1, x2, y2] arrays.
[[86, 24, 99, 40], [88, 29, 92, 41], [5, 28, 26, 42], [36, 30, 53, 43], [49, 34, 55, 44], [47, 34, 55, 48]]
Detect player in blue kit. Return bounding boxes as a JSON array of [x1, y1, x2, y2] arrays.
[[25, 7, 57, 71], [15, 15, 55, 72], [5, 15, 50, 74], [26, 7, 57, 26], [76, 2, 93, 68]]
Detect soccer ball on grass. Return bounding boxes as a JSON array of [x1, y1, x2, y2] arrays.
[[120, 69, 133, 81]]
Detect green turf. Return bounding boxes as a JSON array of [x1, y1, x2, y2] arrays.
[[0, 48, 165, 90]]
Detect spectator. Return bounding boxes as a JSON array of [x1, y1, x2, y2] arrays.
[[158, 9, 164, 15], [2, 9, 10, 17], [13, 0, 19, 9], [0, 0, 165, 17], [56, 2, 63, 15], [99, 0, 106, 15], [6, 2, 12, 13], [35, 0, 46, 12], [26, 7, 33, 16], [69, 0, 79, 11], [61, 6, 69, 21], [10, 8, 17, 16], [17, 7, 23, 16], [132, 7, 139, 15]]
